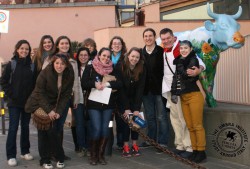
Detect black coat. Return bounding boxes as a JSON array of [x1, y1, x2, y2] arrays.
[[25, 64, 74, 115], [117, 62, 146, 112], [0, 56, 36, 108], [171, 50, 200, 96], [142, 45, 164, 95], [81, 65, 122, 110]]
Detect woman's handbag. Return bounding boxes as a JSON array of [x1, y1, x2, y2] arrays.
[[32, 88, 62, 130], [32, 108, 52, 130]]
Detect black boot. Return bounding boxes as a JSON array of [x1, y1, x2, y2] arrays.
[[71, 127, 79, 152], [98, 138, 108, 165], [188, 150, 198, 161], [90, 140, 99, 165], [194, 151, 206, 163]]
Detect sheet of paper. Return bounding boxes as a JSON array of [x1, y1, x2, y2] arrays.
[[88, 87, 112, 105]]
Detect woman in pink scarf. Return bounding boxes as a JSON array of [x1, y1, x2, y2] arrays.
[[81, 47, 122, 165]]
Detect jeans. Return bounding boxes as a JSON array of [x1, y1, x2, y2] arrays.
[[142, 93, 170, 145], [55, 100, 70, 132], [72, 103, 86, 148], [6, 107, 31, 160], [88, 109, 113, 139], [38, 120, 64, 165]]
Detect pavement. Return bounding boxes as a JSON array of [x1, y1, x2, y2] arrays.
[[0, 116, 250, 169]]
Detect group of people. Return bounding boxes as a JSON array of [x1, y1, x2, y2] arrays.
[[0, 27, 207, 169]]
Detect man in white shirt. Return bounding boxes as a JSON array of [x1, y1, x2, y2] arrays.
[[160, 28, 205, 158]]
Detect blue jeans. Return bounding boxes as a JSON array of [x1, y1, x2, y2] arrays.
[[72, 103, 86, 148], [6, 107, 31, 160], [88, 109, 113, 139], [55, 100, 70, 132], [142, 93, 170, 145]]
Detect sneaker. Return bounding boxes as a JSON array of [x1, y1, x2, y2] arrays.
[[77, 148, 85, 158], [122, 145, 131, 157], [156, 148, 164, 154], [156, 144, 168, 154], [131, 144, 141, 156], [56, 161, 65, 168], [86, 150, 91, 157], [116, 146, 123, 151], [8, 158, 17, 167], [75, 147, 80, 153], [139, 141, 151, 148], [180, 151, 193, 159], [20, 153, 34, 160], [42, 163, 53, 169], [173, 148, 185, 155]]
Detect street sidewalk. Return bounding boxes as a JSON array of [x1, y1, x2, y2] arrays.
[[0, 122, 250, 169]]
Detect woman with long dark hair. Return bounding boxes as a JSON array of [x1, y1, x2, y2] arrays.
[[81, 48, 122, 165], [0, 40, 36, 167], [25, 54, 74, 169], [118, 47, 146, 157]]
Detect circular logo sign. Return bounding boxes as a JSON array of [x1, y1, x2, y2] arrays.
[[211, 123, 248, 157], [0, 12, 7, 23]]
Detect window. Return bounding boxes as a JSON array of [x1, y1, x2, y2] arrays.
[[161, 0, 250, 20]]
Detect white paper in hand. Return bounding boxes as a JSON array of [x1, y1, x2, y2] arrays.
[[88, 88, 112, 104]]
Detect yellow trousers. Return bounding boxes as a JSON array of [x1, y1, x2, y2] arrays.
[[181, 92, 206, 151]]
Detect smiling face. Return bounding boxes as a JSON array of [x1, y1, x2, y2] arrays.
[[180, 44, 192, 58], [57, 38, 70, 54], [78, 50, 90, 65], [99, 50, 111, 64], [143, 31, 156, 47], [54, 58, 66, 74], [43, 38, 53, 52], [84, 44, 94, 53], [17, 43, 30, 58], [128, 50, 140, 68], [111, 38, 122, 54], [160, 32, 175, 49]]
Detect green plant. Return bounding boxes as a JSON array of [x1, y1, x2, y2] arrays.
[[71, 41, 82, 54]]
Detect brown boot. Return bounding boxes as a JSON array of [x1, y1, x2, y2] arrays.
[[98, 137, 108, 165], [90, 140, 98, 165]]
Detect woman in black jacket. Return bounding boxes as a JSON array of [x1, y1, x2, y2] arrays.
[[81, 48, 122, 165], [0, 40, 36, 167], [171, 40, 206, 163], [118, 47, 146, 157], [25, 54, 74, 169], [108, 36, 127, 150]]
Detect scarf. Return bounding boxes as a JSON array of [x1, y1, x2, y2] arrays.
[[42, 51, 50, 63], [163, 37, 180, 58], [111, 52, 121, 66], [92, 56, 113, 76]]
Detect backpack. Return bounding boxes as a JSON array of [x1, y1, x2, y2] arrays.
[[9, 59, 35, 84]]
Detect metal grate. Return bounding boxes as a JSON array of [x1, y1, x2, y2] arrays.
[[214, 35, 250, 105]]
